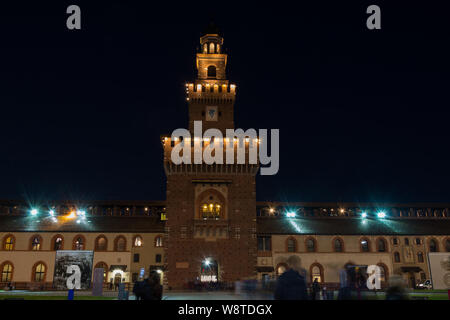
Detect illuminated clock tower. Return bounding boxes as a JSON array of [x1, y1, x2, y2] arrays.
[[161, 25, 258, 289]]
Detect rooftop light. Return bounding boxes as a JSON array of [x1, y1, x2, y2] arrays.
[[30, 209, 38, 216], [377, 211, 386, 218], [361, 212, 367, 218], [286, 212, 296, 218], [49, 209, 55, 216]]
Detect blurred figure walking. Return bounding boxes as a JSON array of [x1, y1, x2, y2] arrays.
[[274, 256, 308, 300], [386, 275, 409, 300], [311, 278, 321, 300]]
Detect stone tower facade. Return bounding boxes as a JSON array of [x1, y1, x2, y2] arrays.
[[161, 29, 258, 289]]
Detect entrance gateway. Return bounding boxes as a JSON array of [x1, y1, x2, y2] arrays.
[[200, 258, 218, 282]]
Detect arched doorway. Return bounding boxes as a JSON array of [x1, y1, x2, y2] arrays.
[[200, 258, 218, 282]]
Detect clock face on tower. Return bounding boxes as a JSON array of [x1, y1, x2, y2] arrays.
[[205, 106, 218, 121]]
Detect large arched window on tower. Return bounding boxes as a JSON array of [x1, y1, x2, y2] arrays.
[[207, 65, 216, 78], [209, 42, 215, 53]]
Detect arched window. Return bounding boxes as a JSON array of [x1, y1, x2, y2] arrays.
[[94, 262, 108, 282], [32, 262, 46, 282], [429, 239, 438, 252], [1, 262, 13, 282], [95, 235, 108, 251], [445, 239, 450, 252], [73, 235, 85, 250], [133, 235, 143, 247], [377, 238, 387, 252], [155, 235, 163, 247], [209, 42, 215, 53], [207, 65, 216, 78], [404, 238, 410, 246], [394, 251, 401, 263], [377, 263, 388, 283], [51, 235, 64, 251], [286, 237, 296, 252], [30, 235, 42, 251], [3, 234, 15, 251], [203, 43, 207, 53], [201, 203, 221, 219], [310, 263, 324, 283], [114, 236, 127, 252], [417, 252, 424, 263], [333, 238, 344, 252], [392, 238, 399, 245], [306, 238, 316, 252], [360, 238, 370, 252]]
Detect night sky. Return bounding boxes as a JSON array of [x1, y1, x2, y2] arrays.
[[0, 1, 449, 203]]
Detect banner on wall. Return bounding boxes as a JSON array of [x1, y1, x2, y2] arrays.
[[53, 250, 94, 290]]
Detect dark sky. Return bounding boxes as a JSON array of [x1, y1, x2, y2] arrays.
[[0, 1, 449, 203]]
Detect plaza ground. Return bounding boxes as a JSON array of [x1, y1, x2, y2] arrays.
[[0, 290, 448, 300]]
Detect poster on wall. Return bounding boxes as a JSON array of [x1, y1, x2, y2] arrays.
[[428, 253, 450, 289], [53, 250, 94, 290]]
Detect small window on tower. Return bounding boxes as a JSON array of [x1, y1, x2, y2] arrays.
[[209, 42, 215, 53], [207, 66, 216, 78]]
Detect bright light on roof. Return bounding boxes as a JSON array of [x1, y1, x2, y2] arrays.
[[30, 209, 38, 216], [286, 212, 296, 218], [76, 219, 81, 224], [361, 212, 367, 218], [49, 210, 55, 216], [77, 210, 86, 216], [377, 211, 386, 218]]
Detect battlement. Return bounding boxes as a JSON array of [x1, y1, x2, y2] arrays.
[[161, 135, 261, 169], [186, 83, 236, 100]]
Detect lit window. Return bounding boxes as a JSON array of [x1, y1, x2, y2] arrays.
[[201, 202, 221, 220], [74, 237, 84, 250], [34, 263, 46, 282], [134, 236, 143, 247], [53, 237, 63, 250], [209, 42, 215, 53], [31, 236, 41, 251], [312, 265, 322, 282], [155, 236, 163, 247], [4, 236, 14, 251], [1, 263, 13, 282]]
